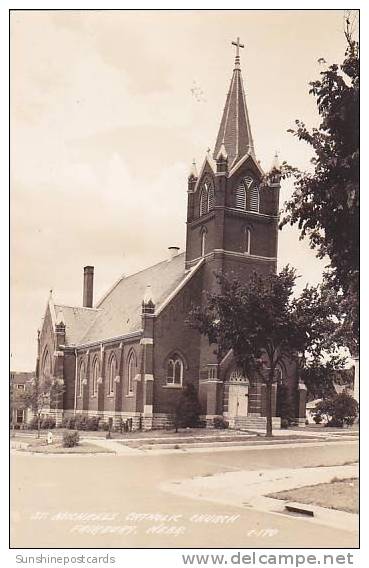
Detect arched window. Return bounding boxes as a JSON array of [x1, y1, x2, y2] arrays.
[[275, 365, 284, 383], [244, 176, 253, 189], [235, 182, 246, 209], [41, 349, 51, 382], [108, 354, 117, 395], [199, 186, 208, 216], [127, 351, 136, 394], [244, 227, 251, 255], [91, 357, 99, 397], [208, 183, 215, 211], [249, 185, 260, 212], [201, 228, 207, 257], [78, 361, 86, 397], [167, 355, 184, 386]]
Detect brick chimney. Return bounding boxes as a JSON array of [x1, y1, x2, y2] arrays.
[[168, 246, 180, 260], [83, 266, 94, 308]]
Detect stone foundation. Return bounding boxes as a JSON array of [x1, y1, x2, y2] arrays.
[[62, 409, 142, 431], [26, 409, 292, 432], [152, 413, 175, 429]]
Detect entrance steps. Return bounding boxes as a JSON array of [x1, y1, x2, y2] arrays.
[[233, 416, 281, 431]]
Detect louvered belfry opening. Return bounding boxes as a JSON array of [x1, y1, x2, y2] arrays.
[[208, 183, 215, 210], [249, 184, 260, 212], [200, 186, 208, 216], [235, 182, 246, 209]]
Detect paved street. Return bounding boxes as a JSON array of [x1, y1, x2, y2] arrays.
[[11, 440, 358, 548]]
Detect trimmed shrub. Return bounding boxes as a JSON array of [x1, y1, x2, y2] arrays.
[[313, 413, 323, 424], [28, 416, 40, 430], [41, 417, 56, 429], [61, 416, 76, 429], [74, 414, 88, 430], [281, 418, 289, 429], [98, 421, 109, 431], [61, 415, 100, 430], [213, 416, 229, 429], [62, 430, 79, 448], [86, 416, 99, 431], [173, 384, 202, 431]]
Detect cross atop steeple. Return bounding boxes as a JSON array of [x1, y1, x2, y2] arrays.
[[213, 38, 255, 167], [232, 36, 244, 67]]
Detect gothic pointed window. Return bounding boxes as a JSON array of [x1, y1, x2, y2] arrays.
[[41, 349, 51, 382], [108, 354, 117, 395], [78, 361, 86, 397], [200, 186, 208, 216], [127, 351, 136, 394], [91, 357, 99, 397], [201, 228, 207, 257], [167, 354, 184, 386], [208, 183, 215, 211], [235, 182, 246, 209], [244, 226, 251, 255]]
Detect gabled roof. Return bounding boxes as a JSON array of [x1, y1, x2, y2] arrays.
[[213, 54, 255, 169], [78, 252, 191, 345], [10, 371, 34, 384], [228, 151, 264, 179], [53, 304, 100, 346], [193, 153, 216, 193]]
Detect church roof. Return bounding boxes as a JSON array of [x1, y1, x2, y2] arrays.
[[213, 47, 255, 169], [53, 304, 100, 346], [77, 251, 190, 346]]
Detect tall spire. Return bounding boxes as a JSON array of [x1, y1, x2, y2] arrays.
[[213, 37, 255, 168]]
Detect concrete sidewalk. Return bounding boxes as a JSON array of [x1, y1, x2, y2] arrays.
[[82, 437, 142, 455], [162, 464, 359, 533], [84, 436, 358, 457]]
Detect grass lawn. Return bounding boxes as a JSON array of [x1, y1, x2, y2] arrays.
[[269, 478, 358, 514], [121, 434, 321, 449], [17, 440, 113, 454], [11, 428, 241, 439]]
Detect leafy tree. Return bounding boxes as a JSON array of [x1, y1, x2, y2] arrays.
[[23, 376, 65, 437], [191, 268, 344, 437], [280, 18, 359, 352], [312, 391, 358, 427], [173, 383, 201, 432], [302, 358, 354, 401]]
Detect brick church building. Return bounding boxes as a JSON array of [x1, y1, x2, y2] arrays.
[[36, 41, 306, 430]]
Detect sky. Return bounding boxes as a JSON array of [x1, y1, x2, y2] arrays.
[[10, 9, 354, 371]]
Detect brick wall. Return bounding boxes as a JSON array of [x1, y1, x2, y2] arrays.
[[152, 266, 204, 415]]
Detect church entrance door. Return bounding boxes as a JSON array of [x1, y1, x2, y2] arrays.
[[227, 370, 249, 418]]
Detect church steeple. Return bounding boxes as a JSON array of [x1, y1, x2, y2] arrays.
[[213, 37, 255, 169]]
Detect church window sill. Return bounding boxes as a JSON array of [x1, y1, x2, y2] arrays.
[[163, 384, 183, 389]]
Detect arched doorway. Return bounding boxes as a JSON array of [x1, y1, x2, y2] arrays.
[[227, 369, 249, 418]]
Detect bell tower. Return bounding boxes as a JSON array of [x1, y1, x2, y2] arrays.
[[187, 39, 283, 424], [185, 38, 281, 288]]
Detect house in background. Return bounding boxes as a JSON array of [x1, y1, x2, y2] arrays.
[[10, 371, 34, 426]]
